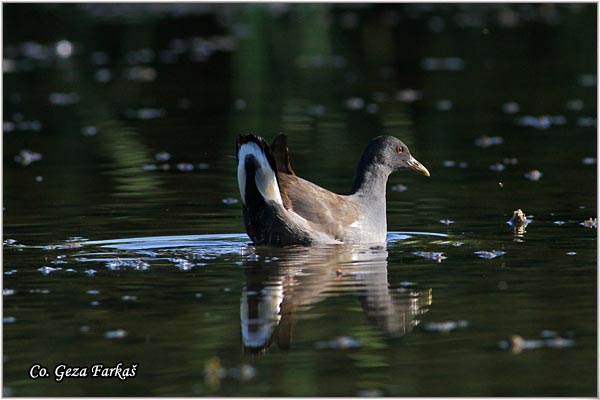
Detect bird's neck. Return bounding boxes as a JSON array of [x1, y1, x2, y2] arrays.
[[351, 159, 392, 199]]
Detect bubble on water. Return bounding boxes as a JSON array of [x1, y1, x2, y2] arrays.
[[502, 101, 520, 114], [3, 289, 15, 296], [121, 295, 138, 301], [566, 252, 577, 256], [86, 290, 100, 295], [104, 329, 128, 339], [222, 198, 239, 205], [81, 126, 97, 136], [4, 270, 17, 276], [105, 258, 149, 271], [90, 301, 100, 306], [30, 289, 50, 294], [3, 317, 16, 324], [55, 40, 73, 58], [553, 221, 566, 225], [94, 68, 112, 83], [195, 293, 204, 299]]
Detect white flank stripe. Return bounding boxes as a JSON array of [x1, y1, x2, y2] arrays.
[[237, 142, 283, 206]]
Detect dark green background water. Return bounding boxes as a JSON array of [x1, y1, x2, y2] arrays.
[[3, 3, 597, 396]]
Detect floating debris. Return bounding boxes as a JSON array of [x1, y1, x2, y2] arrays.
[[105, 258, 149, 271], [439, 219, 454, 225], [344, 97, 364, 110], [474, 250, 506, 259], [155, 151, 171, 161], [390, 184, 408, 192], [516, 115, 566, 130], [170, 258, 194, 271], [204, 357, 226, 389], [423, 320, 468, 333], [420, 56, 464, 71], [315, 336, 362, 349], [49, 92, 80, 106], [580, 218, 597, 228], [524, 170, 543, 181], [396, 88, 423, 103], [436, 99, 453, 111], [581, 157, 596, 165], [38, 266, 61, 275], [15, 149, 42, 166], [413, 251, 447, 262], [489, 163, 505, 172], [475, 135, 503, 148], [125, 108, 166, 120], [55, 40, 73, 58], [499, 333, 574, 353], [222, 198, 239, 205], [507, 209, 528, 227], [566, 99, 584, 111], [452, 242, 464, 247], [104, 329, 128, 339], [576, 117, 596, 127], [502, 101, 520, 114]]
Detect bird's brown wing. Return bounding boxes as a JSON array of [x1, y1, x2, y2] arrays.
[[270, 135, 360, 240]]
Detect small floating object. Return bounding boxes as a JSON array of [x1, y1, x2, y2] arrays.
[[3, 289, 15, 296], [489, 163, 505, 172], [581, 157, 597, 165], [524, 170, 543, 181], [391, 184, 408, 192], [566, 252, 577, 256], [499, 332, 574, 353], [104, 329, 128, 339], [580, 218, 597, 228], [553, 221, 566, 225], [474, 250, 506, 259], [15, 149, 42, 166], [439, 219, 454, 225], [3, 316, 16, 324], [507, 209, 528, 227], [442, 160, 455, 167], [176, 162, 194, 172], [121, 295, 138, 301], [423, 320, 468, 333], [474, 135, 504, 148], [315, 335, 362, 350], [222, 198, 239, 205], [413, 251, 446, 262], [38, 266, 61, 275], [84, 269, 97, 276], [154, 151, 171, 161]]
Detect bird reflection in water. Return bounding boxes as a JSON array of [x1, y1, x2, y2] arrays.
[[240, 245, 432, 355]]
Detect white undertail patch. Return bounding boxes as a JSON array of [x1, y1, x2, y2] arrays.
[[237, 142, 283, 206]]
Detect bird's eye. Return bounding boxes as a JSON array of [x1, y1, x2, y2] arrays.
[[396, 146, 403, 154]]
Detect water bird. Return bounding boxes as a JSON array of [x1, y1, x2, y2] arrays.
[[236, 134, 430, 245]]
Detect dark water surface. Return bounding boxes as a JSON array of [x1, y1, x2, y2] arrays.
[[3, 3, 597, 396]]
